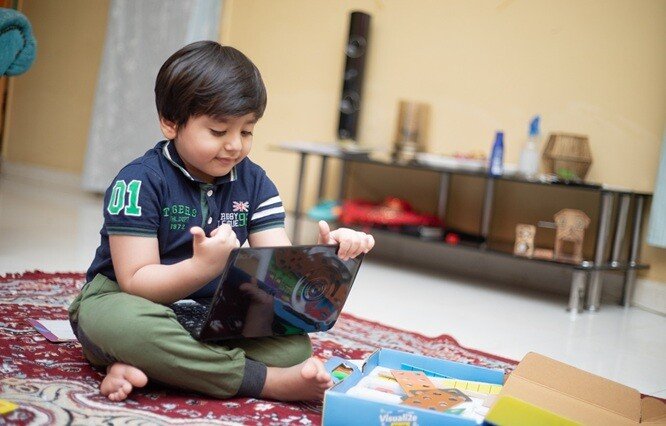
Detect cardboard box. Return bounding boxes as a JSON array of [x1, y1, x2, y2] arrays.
[[322, 348, 505, 425], [497, 352, 666, 425], [485, 395, 581, 425]]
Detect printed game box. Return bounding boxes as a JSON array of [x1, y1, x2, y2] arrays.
[[322, 348, 505, 426]]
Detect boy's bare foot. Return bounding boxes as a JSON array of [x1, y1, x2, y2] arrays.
[[260, 357, 334, 401], [100, 363, 148, 401]]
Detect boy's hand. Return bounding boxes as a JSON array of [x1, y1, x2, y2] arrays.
[[317, 220, 374, 260], [191, 224, 240, 273]]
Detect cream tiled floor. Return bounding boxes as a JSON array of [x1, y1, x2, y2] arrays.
[[1, 173, 665, 397]]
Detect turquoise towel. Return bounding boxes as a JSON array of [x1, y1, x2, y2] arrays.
[[647, 130, 666, 248], [0, 8, 36, 76]]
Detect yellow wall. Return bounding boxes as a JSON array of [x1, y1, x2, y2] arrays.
[[4, 0, 666, 282], [2, 0, 109, 172], [222, 0, 666, 282], [223, 0, 665, 191]]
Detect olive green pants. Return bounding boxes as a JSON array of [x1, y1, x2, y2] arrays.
[[68, 274, 312, 398]]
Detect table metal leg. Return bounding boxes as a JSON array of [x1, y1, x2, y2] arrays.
[[292, 153, 307, 244], [568, 270, 588, 313], [318, 156, 328, 202], [622, 195, 645, 307], [586, 191, 615, 311], [610, 194, 631, 266], [338, 159, 349, 202], [480, 178, 495, 242], [437, 172, 451, 223]]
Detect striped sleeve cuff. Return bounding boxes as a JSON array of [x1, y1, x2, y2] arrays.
[[107, 225, 157, 237], [249, 221, 285, 234], [250, 195, 285, 231]]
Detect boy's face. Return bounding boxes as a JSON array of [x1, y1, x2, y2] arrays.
[[160, 113, 256, 183]]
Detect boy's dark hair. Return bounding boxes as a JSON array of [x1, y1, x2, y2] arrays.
[[155, 41, 267, 127]]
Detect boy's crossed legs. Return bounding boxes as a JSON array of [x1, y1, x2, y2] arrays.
[[70, 275, 332, 402], [101, 356, 332, 402]]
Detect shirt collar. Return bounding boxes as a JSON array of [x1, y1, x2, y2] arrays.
[[162, 140, 237, 186]]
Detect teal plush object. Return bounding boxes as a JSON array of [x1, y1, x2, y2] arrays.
[[0, 8, 36, 76], [307, 200, 341, 222]]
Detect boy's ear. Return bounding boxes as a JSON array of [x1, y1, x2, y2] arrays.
[[159, 117, 178, 140]]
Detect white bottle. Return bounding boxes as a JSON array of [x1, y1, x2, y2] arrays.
[[518, 115, 541, 179]]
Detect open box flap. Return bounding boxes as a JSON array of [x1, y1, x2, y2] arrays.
[[640, 396, 666, 424], [504, 352, 641, 423]]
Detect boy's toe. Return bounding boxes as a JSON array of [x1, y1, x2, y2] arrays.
[[300, 360, 318, 379], [316, 370, 331, 383]]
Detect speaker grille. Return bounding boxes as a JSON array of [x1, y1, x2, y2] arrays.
[[337, 11, 370, 141]]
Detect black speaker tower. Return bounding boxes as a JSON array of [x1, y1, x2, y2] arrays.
[[337, 11, 370, 142]]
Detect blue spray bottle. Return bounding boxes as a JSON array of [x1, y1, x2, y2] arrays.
[[488, 131, 504, 176]]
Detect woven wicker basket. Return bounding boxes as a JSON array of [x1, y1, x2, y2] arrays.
[[542, 133, 592, 180]]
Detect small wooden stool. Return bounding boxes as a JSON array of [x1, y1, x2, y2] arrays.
[[553, 209, 590, 263]]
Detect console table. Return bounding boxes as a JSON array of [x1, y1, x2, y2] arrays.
[[277, 141, 652, 312]]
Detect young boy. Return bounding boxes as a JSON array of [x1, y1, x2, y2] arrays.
[[68, 41, 374, 403]]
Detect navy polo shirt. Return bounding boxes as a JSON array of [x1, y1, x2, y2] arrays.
[[86, 140, 286, 298]]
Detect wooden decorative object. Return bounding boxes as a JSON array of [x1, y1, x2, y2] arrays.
[[392, 100, 429, 161], [514, 224, 536, 257], [553, 209, 590, 263], [542, 133, 592, 180], [533, 248, 554, 260]]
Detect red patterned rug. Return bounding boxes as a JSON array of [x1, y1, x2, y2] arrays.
[[0, 272, 517, 425]]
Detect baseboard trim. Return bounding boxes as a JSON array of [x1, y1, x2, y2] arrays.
[[0, 159, 81, 191], [633, 278, 666, 316]]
